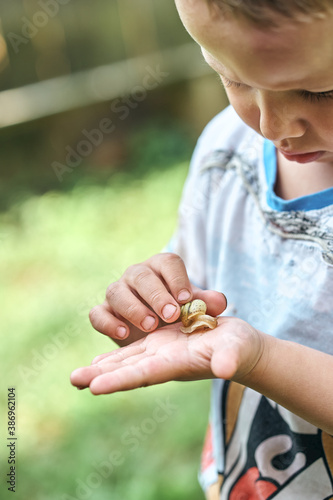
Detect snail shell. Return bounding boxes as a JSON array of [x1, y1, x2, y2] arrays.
[[180, 299, 218, 334]]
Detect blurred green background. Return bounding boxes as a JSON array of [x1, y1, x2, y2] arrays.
[[0, 1, 228, 499]]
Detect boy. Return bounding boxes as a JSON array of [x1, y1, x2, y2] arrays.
[[71, 1, 333, 497]]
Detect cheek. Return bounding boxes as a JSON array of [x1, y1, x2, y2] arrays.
[[314, 106, 333, 143], [226, 90, 261, 135]]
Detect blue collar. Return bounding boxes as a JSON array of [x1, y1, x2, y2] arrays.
[[263, 139, 333, 212]]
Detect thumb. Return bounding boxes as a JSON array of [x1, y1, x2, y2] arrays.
[[211, 340, 239, 380], [191, 286, 227, 317]]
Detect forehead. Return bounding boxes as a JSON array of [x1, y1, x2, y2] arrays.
[[176, 1, 333, 91]]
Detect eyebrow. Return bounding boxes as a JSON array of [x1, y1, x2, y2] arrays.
[[201, 49, 242, 83], [202, 47, 333, 93]]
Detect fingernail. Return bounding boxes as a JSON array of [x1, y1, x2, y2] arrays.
[[178, 290, 191, 302], [162, 303, 177, 320], [141, 315, 156, 331], [116, 326, 128, 339]]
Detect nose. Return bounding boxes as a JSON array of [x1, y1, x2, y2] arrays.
[[258, 91, 307, 142]]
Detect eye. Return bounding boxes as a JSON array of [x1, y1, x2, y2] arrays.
[[300, 89, 333, 102], [220, 75, 242, 89]]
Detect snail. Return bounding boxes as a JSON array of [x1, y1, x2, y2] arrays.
[[179, 299, 218, 334]]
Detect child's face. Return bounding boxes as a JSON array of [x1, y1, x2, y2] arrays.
[[175, 0, 333, 165]]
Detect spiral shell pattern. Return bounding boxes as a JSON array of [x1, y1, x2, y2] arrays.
[[180, 299, 217, 334]]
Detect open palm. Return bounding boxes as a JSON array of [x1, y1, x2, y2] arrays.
[[71, 317, 263, 395]]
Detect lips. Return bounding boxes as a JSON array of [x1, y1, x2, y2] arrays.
[[279, 149, 325, 164]]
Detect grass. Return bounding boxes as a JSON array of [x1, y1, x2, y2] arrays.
[[0, 160, 211, 500]]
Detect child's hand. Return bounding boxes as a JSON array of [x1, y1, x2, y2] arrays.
[[70, 317, 264, 394], [72, 308, 333, 434], [89, 253, 227, 344]]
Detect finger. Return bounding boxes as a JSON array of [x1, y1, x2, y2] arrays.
[[211, 341, 239, 380], [210, 318, 260, 381], [106, 281, 161, 331], [149, 253, 193, 304], [89, 303, 131, 340], [89, 356, 173, 395], [70, 364, 103, 388], [91, 335, 147, 364], [94, 341, 146, 365], [92, 351, 115, 364], [71, 358, 128, 388], [192, 287, 227, 317], [72, 342, 150, 389], [119, 263, 181, 323], [97, 281, 162, 333]]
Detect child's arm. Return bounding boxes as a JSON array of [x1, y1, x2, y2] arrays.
[[242, 332, 333, 436], [71, 315, 333, 435], [72, 252, 333, 435], [87, 252, 226, 345]]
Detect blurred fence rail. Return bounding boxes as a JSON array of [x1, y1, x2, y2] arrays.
[[0, 0, 219, 128], [0, 43, 213, 128], [0, 0, 229, 209]]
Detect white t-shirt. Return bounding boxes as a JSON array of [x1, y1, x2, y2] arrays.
[[168, 106, 333, 499]]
